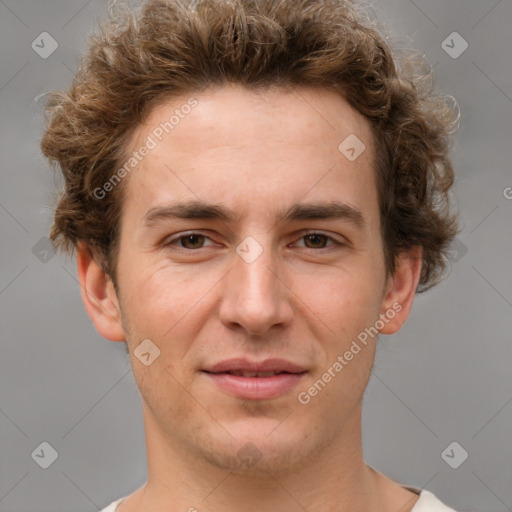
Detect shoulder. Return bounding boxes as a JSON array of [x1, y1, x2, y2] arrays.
[[100, 488, 458, 512], [99, 497, 124, 512], [410, 488, 459, 512]]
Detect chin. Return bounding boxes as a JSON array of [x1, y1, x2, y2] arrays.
[[192, 418, 326, 476]]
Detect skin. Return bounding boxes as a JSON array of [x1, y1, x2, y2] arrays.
[[78, 84, 422, 511]]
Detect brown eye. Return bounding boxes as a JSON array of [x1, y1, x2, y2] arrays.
[[163, 231, 217, 255], [179, 234, 206, 249], [302, 233, 331, 249]]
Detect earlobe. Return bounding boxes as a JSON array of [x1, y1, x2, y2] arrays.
[[77, 244, 126, 342], [379, 246, 422, 335]]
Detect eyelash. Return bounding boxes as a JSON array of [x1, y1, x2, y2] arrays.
[[165, 231, 345, 252]]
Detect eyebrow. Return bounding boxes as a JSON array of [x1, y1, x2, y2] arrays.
[[143, 200, 365, 228]]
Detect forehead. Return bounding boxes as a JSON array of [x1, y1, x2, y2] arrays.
[[134, 84, 372, 153], [124, 84, 377, 224]]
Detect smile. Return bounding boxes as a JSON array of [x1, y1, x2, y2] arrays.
[[202, 370, 307, 400]]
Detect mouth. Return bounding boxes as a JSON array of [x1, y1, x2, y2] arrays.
[[206, 370, 300, 378], [201, 359, 307, 400]]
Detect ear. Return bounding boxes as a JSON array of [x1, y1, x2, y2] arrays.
[[77, 244, 126, 342], [378, 246, 422, 335]]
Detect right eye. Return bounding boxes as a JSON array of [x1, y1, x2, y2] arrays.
[[165, 232, 215, 251]]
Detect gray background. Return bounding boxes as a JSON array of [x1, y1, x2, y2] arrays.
[[1, 0, 511, 511]]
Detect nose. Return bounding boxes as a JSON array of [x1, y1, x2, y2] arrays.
[[218, 240, 293, 336]]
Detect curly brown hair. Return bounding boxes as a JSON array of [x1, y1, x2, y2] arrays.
[[40, 0, 459, 292]]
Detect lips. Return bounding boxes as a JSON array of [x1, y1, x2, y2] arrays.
[[221, 370, 288, 377], [201, 358, 307, 400], [203, 358, 306, 375]]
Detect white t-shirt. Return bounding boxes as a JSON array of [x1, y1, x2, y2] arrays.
[[100, 486, 458, 511]]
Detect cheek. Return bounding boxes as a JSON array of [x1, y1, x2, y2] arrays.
[[119, 265, 220, 390], [299, 268, 384, 336], [134, 364, 196, 434], [119, 261, 199, 332]]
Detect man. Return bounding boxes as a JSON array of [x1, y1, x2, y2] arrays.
[[41, 0, 460, 510]]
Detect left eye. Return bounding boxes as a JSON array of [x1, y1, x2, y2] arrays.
[[294, 233, 337, 249]]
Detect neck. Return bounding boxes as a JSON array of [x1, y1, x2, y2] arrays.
[[120, 402, 403, 512]]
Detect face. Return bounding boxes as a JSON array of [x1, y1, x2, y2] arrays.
[[82, 84, 418, 476]]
